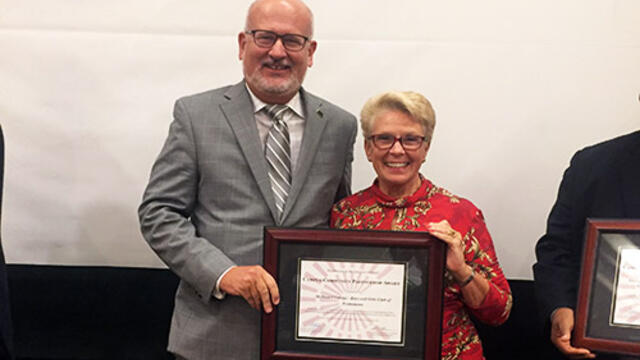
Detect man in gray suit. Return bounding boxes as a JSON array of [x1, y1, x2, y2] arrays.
[[138, 0, 357, 358]]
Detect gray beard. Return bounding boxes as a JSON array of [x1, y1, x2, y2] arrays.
[[247, 72, 302, 97]]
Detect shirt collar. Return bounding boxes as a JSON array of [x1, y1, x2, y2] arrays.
[[371, 174, 431, 208], [245, 84, 305, 118]]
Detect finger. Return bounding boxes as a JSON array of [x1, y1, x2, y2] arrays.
[[554, 339, 593, 358], [245, 292, 258, 310], [426, 225, 452, 240], [427, 222, 458, 237], [263, 272, 280, 305], [426, 221, 448, 232], [575, 354, 596, 359], [567, 347, 593, 356], [255, 277, 273, 313], [437, 232, 459, 246], [248, 283, 262, 310], [429, 219, 450, 228], [242, 290, 257, 310], [427, 224, 464, 257], [429, 227, 461, 247], [433, 220, 455, 234], [552, 327, 590, 358], [567, 350, 596, 360]]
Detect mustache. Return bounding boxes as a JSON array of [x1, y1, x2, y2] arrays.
[[262, 58, 292, 67]]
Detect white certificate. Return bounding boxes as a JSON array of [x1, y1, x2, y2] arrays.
[[612, 248, 640, 327], [296, 259, 407, 345]]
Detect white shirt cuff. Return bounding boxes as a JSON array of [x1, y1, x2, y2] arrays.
[[212, 266, 235, 300]]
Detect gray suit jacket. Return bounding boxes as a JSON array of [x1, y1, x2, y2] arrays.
[[139, 81, 357, 359]]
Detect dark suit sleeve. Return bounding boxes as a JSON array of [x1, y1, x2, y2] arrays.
[[0, 244, 11, 360], [0, 125, 14, 359], [333, 115, 357, 203], [533, 152, 584, 321]]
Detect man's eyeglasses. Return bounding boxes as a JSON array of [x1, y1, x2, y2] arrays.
[[246, 30, 309, 52], [367, 134, 427, 150]]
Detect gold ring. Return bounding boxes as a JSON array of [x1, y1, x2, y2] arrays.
[[448, 230, 456, 237]]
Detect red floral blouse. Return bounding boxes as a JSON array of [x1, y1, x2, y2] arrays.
[[331, 176, 512, 360]]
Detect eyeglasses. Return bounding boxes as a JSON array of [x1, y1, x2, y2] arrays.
[[246, 30, 310, 52], [367, 134, 427, 150]]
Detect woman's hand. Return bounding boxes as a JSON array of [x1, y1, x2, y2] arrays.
[[426, 220, 468, 276], [427, 219, 489, 308]]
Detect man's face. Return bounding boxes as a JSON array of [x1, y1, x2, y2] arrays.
[[238, 0, 317, 104]]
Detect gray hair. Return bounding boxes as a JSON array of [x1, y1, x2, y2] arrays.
[[360, 91, 436, 141]]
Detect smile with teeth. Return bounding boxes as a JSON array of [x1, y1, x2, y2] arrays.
[[264, 63, 290, 70], [386, 162, 409, 168]]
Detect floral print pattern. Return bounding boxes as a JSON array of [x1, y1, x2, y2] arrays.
[[331, 176, 512, 360]]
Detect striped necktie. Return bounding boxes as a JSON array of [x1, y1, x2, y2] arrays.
[[264, 104, 291, 219]]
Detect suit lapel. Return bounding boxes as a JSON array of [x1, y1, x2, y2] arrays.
[[281, 89, 328, 222], [220, 82, 279, 220]]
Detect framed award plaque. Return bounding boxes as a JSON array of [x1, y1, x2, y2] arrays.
[[574, 219, 640, 356], [260, 227, 446, 360]]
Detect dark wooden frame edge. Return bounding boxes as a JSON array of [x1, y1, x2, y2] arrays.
[[260, 227, 446, 360], [574, 219, 640, 356]]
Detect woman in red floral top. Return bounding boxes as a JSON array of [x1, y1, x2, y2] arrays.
[[331, 91, 512, 360]]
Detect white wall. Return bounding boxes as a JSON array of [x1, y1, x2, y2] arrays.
[[1, 0, 639, 279]]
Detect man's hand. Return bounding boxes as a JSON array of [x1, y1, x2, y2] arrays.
[[551, 307, 595, 359], [219, 265, 280, 313]]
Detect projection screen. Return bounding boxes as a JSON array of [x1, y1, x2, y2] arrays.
[[1, 0, 639, 279]]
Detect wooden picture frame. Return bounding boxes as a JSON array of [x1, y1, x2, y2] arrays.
[[574, 219, 640, 356], [261, 227, 446, 360]]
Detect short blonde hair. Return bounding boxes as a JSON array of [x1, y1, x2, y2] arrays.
[[360, 91, 436, 141]]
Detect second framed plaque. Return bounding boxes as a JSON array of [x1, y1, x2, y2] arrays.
[[261, 227, 446, 360], [574, 219, 640, 356]]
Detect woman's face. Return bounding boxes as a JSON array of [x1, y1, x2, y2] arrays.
[[365, 109, 429, 198]]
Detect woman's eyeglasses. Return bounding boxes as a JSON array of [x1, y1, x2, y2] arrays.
[[367, 134, 427, 150]]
